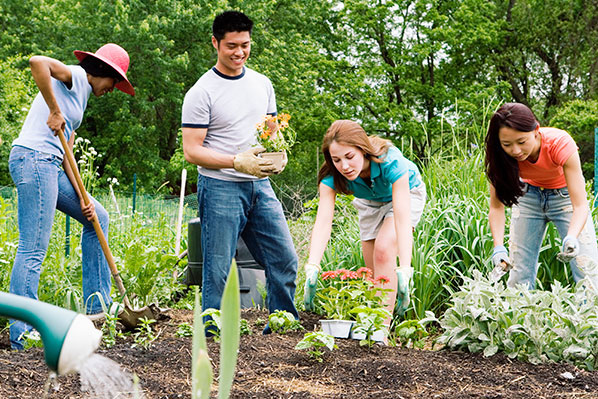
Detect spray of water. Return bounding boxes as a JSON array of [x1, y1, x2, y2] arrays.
[[42, 371, 59, 398], [79, 354, 144, 398]]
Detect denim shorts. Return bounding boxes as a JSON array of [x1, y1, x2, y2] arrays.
[[353, 181, 427, 241]]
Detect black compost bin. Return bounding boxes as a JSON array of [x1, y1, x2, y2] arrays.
[[185, 217, 266, 308]]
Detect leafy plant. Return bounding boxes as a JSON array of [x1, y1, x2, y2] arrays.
[[268, 310, 304, 334], [131, 317, 159, 350], [295, 331, 337, 362], [176, 322, 194, 338], [22, 330, 43, 350], [392, 319, 429, 349], [350, 305, 391, 348], [255, 113, 297, 152], [201, 309, 253, 339], [101, 312, 124, 348], [254, 317, 267, 329], [192, 261, 240, 399], [239, 319, 252, 336], [315, 267, 391, 320], [423, 271, 598, 370], [73, 137, 101, 194], [200, 308, 222, 342]]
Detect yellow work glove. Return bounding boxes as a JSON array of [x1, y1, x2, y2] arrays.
[[233, 147, 277, 178]]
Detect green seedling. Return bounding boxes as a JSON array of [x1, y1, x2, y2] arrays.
[[239, 319, 252, 336], [102, 312, 124, 348], [200, 308, 222, 342], [176, 322, 194, 338], [268, 310, 303, 334], [393, 319, 429, 349], [254, 317, 267, 328], [295, 331, 337, 362], [350, 305, 391, 348], [131, 317, 158, 350]]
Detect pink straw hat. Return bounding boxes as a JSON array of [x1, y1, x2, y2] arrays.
[[74, 43, 135, 96]]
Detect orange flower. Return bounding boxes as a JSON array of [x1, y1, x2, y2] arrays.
[[255, 112, 296, 152], [321, 270, 340, 280], [357, 267, 372, 279], [375, 275, 390, 286]]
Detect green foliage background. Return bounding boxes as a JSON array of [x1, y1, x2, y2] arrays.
[[2, 0, 598, 198]]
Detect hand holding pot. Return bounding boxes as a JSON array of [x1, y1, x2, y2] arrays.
[[233, 147, 277, 178]]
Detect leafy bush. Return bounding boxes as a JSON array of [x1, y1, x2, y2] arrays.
[[424, 271, 598, 370]]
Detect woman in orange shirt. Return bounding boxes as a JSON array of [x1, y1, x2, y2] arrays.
[[485, 102, 598, 290]]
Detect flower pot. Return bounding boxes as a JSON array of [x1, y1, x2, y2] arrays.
[[350, 328, 386, 342], [259, 151, 287, 174], [319, 319, 354, 338]]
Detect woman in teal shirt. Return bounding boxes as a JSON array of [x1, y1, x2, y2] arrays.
[[303, 120, 426, 321]]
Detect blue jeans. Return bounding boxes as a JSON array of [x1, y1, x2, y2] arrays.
[[507, 184, 598, 289], [197, 175, 298, 320], [8, 146, 112, 349]]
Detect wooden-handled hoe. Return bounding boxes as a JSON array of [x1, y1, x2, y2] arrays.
[[57, 129, 156, 329]]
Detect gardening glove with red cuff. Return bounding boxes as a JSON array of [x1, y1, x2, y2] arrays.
[[557, 235, 580, 262], [395, 267, 413, 317], [233, 147, 277, 178], [303, 262, 321, 311]]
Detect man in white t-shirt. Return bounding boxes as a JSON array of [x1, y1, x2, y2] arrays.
[[181, 11, 298, 331]]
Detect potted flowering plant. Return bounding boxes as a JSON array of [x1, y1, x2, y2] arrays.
[[255, 113, 296, 173], [315, 267, 391, 338]]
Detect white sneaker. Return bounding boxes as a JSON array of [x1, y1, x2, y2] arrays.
[[86, 302, 123, 321]]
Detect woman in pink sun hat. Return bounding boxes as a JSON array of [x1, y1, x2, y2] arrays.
[[7, 43, 134, 350]]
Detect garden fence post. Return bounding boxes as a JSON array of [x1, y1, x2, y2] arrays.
[[65, 215, 70, 257], [132, 173, 137, 215], [175, 168, 187, 258]]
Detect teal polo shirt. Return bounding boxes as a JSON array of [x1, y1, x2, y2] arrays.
[[321, 146, 421, 202]]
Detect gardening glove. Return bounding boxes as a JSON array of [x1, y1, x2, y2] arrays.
[[233, 147, 277, 178], [395, 267, 413, 317], [303, 262, 320, 311], [491, 245, 511, 268], [557, 235, 580, 262], [489, 245, 512, 282]]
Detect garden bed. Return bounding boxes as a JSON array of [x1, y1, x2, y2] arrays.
[[1, 308, 597, 398]]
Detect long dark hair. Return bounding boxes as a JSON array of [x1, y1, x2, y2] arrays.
[[318, 120, 390, 195], [485, 103, 539, 206]]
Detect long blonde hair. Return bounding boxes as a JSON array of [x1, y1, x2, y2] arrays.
[[319, 120, 391, 195]]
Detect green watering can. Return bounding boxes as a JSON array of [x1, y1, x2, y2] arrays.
[[0, 292, 102, 375]]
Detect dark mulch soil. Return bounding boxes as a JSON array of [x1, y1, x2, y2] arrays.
[[1, 308, 598, 398]]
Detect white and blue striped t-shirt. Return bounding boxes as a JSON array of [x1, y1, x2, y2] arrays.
[[181, 66, 277, 181]]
